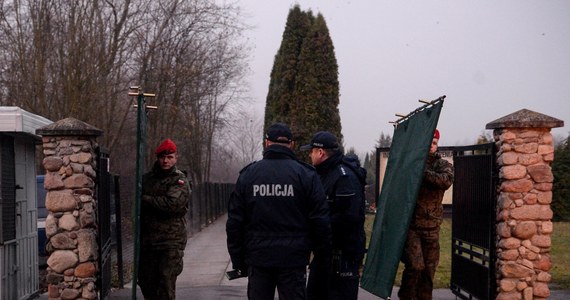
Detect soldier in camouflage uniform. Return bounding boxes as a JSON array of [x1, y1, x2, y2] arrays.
[[398, 129, 453, 300], [138, 138, 191, 300]]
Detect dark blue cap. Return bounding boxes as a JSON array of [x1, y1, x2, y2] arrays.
[[265, 123, 293, 143], [300, 131, 339, 151]]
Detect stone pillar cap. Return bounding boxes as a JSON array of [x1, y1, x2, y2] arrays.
[[36, 117, 103, 137], [486, 109, 564, 129]]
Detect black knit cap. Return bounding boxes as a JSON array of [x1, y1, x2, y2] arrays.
[[300, 131, 339, 151], [265, 123, 293, 143]]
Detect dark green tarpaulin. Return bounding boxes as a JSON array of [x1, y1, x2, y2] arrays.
[[361, 100, 444, 298]]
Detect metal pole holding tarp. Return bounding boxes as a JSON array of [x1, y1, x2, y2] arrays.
[[361, 96, 446, 299], [128, 87, 156, 300]]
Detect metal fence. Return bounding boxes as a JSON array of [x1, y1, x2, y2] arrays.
[[450, 143, 497, 300], [188, 182, 234, 235], [110, 181, 234, 288], [96, 147, 112, 300]]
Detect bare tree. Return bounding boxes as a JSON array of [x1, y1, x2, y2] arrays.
[[0, 0, 139, 147], [0, 0, 250, 185], [207, 110, 263, 183], [229, 112, 263, 165]]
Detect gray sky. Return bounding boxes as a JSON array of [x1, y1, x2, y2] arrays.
[[238, 0, 569, 153]]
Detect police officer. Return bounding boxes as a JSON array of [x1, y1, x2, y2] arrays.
[[138, 138, 191, 300], [226, 123, 331, 300], [302, 131, 366, 300], [398, 129, 454, 300]]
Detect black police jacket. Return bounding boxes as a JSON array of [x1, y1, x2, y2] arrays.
[[226, 144, 331, 270], [315, 152, 366, 261]]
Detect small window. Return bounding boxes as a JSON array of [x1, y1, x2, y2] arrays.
[[1, 135, 16, 244], [37, 175, 48, 219]]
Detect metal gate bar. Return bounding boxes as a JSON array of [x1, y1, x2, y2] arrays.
[[450, 143, 497, 300], [97, 147, 112, 300]]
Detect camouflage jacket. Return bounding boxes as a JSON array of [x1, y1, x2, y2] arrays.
[[410, 152, 454, 230], [141, 162, 191, 250]]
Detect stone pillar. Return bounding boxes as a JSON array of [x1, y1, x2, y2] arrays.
[[36, 118, 103, 300], [486, 109, 564, 300]]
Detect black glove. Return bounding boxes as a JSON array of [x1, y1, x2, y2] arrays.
[[234, 263, 248, 275]]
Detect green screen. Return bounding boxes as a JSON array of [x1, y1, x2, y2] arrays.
[[361, 101, 444, 298]]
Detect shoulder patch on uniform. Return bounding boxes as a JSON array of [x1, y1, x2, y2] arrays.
[[239, 161, 257, 173], [339, 164, 348, 176], [177, 179, 185, 185]]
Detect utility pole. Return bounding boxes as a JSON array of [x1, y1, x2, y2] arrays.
[[127, 86, 156, 299]]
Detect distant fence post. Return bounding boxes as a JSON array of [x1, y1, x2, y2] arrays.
[[486, 109, 564, 299]]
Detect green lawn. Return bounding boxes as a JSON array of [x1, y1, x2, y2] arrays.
[[364, 215, 570, 289], [551, 222, 570, 289]]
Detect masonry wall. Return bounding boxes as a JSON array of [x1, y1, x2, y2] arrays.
[[42, 136, 99, 300], [494, 128, 554, 300]]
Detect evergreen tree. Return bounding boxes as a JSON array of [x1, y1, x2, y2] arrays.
[[552, 134, 570, 221], [263, 6, 313, 133], [376, 132, 392, 148], [291, 13, 341, 160], [263, 7, 341, 162], [345, 147, 357, 157], [474, 131, 494, 154], [363, 152, 371, 170], [363, 152, 375, 185]]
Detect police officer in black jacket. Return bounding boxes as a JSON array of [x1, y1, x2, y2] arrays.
[[226, 123, 331, 300], [302, 131, 366, 300]]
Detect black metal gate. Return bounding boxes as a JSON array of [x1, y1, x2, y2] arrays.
[[450, 143, 497, 300], [96, 147, 112, 300]]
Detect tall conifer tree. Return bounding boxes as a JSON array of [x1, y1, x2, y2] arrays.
[[264, 6, 313, 132], [291, 13, 341, 159], [264, 7, 341, 162]]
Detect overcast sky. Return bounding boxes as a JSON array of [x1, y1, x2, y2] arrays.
[[238, 0, 569, 153]]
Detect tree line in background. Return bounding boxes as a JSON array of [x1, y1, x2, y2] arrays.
[[263, 5, 341, 161], [475, 132, 570, 221], [0, 0, 252, 188], [360, 131, 570, 221], [552, 134, 570, 221], [358, 132, 393, 186], [1, 1, 567, 222]]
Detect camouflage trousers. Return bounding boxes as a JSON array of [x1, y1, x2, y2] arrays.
[[398, 228, 440, 300], [138, 248, 184, 300]]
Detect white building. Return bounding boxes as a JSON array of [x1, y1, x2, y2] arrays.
[[0, 107, 51, 300]]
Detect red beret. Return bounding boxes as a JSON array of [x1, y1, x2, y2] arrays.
[[155, 138, 177, 155], [434, 129, 440, 140]]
